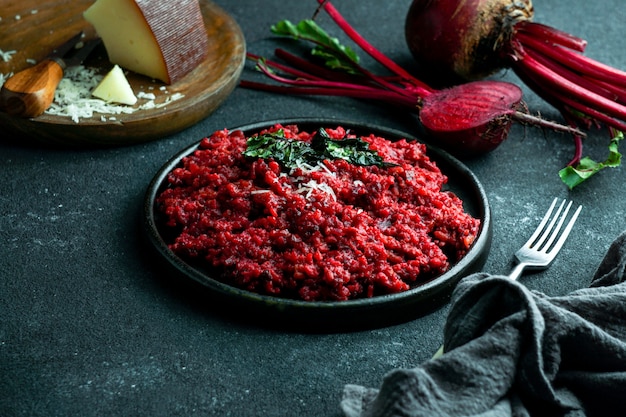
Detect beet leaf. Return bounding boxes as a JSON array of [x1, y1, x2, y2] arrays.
[[271, 20, 361, 74], [559, 131, 623, 189]]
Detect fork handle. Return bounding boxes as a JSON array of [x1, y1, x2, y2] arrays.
[[508, 262, 527, 281], [0, 59, 65, 118]]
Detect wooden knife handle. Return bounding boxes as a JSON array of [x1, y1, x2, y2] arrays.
[[0, 59, 64, 118]]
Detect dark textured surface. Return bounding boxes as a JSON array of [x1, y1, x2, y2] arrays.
[[2, 1, 625, 416]]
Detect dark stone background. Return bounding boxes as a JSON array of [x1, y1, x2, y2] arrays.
[[2, 1, 624, 415]]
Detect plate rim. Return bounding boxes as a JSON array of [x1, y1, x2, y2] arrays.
[[142, 118, 492, 329]]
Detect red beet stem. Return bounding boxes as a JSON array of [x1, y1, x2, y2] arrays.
[[239, 80, 419, 107], [273, 49, 359, 83], [520, 63, 626, 132], [514, 49, 626, 129], [521, 44, 625, 104], [590, 78, 626, 104], [252, 55, 372, 91], [511, 66, 587, 166], [248, 52, 326, 81], [514, 21, 587, 53], [272, 48, 423, 101], [515, 31, 626, 88], [248, 51, 422, 106], [557, 94, 626, 133], [245, 52, 420, 107], [315, 0, 434, 96]]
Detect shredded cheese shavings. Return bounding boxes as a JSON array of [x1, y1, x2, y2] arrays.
[[296, 179, 337, 201], [0, 72, 13, 86], [292, 161, 338, 200], [0, 49, 16, 62], [137, 91, 156, 100], [249, 162, 339, 200], [44, 65, 185, 123]]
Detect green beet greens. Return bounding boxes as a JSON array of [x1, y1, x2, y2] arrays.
[[272, 20, 362, 75], [559, 131, 623, 189]]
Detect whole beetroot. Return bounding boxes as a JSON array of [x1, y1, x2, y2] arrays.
[[406, 0, 626, 186]]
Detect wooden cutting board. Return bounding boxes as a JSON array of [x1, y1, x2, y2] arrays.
[[0, 0, 246, 146]]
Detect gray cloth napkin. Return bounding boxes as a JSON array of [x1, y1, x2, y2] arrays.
[[341, 231, 626, 417]]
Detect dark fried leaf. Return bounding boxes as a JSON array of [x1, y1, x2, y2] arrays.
[[243, 128, 396, 169]]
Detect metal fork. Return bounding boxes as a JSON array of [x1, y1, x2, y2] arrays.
[[508, 198, 582, 281]]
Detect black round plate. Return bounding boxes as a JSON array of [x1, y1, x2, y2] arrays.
[[142, 118, 492, 331]]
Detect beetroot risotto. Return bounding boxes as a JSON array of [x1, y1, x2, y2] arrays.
[[155, 124, 480, 301]]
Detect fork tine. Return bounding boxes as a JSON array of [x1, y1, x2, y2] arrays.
[[540, 200, 572, 252], [532, 199, 567, 249], [523, 197, 558, 249], [545, 203, 582, 256]]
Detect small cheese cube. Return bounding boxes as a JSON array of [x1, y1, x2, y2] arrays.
[[92, 64, 137, 105]]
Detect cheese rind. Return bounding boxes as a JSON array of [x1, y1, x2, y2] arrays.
[[92, 64, 138, 105], [83, 0, 209, 84]]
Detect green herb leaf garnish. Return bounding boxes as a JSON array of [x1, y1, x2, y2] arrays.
[[559, 131, 623, 189], [270, 19, 361, 74], [243, 128, 396, 169]]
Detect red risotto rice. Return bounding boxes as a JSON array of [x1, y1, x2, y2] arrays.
[[156, 124, 480, 301]]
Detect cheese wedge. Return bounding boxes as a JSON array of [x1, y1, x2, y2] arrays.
[[83, 0, 209, 84], [92, 64, 137, 105]]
